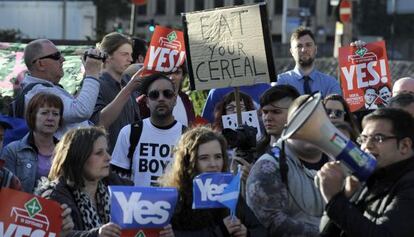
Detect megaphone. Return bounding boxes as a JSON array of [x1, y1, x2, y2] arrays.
[[280, 93, 376, 181]]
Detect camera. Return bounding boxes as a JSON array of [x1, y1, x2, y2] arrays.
[[222, 124, 257, 151], [83, 51, 107, 63]]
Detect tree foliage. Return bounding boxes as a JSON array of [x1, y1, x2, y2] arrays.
[[92, 0, 131, 39]]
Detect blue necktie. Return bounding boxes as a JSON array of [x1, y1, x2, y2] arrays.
[[303, 76, 312, 94]]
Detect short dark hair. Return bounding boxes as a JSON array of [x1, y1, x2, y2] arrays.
[[323, 94, 361, 133], [26, 93, 64, 130], [100, 32, 132, 55], [388, 93, 414, 107], [131, 37, 148, 63], [290, 27, 315, 43], [362, 108, 414, 148], [139, 73, 174, 95], [49, 127, 108, 187], [260, 85, 300, 107]]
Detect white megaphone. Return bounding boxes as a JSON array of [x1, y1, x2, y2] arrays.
[[280, 93, 376, 181]]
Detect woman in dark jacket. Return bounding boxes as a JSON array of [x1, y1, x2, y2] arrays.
[[159, 126, 267, 237], [35, 127, 121, 237]]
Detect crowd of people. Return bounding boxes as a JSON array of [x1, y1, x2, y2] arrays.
[[1, 25, 414, 237]]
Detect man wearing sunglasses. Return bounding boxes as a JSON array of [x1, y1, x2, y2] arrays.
[[111, 73, 186, 187], [21, 39, 103, 138], [318, 108, 414, 237]]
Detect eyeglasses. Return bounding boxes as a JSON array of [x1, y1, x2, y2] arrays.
[[356, 134, 398, 145], [32, 51, 62, 63], [225, 104, 246, 112], [147, 89, 175, 100], [325, 109, 346, 118]]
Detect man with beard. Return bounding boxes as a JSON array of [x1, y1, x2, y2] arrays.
[[277, 27, 341, 97], [111, 73, 186, 187]]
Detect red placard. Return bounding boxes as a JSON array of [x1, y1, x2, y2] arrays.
[[141, 26, 186, 77], [122, 228, 161, 237], [131, 0, 146, 5], [339, 0, 352, 23], [0, 188, 62, 236], [339, 41, 392, 112]]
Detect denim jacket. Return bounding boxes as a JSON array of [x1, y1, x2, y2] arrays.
[[1, 132, 57, 193]]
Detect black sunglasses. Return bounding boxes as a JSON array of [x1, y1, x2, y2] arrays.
[[147, 89, 175, 100], [32, 51, 62, 63], [325, 109, 346, 118]]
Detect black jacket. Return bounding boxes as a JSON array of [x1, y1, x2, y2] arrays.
[[35, 172, 132, 237], [320, 157, 414, 237]]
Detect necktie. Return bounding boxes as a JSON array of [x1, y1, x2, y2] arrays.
[[303, 76, 312, 94]]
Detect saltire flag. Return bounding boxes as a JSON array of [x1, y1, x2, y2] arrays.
[[217, 166, 241, 217]]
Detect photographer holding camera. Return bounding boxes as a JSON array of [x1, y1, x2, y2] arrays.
[[21, 39, 103, 138]]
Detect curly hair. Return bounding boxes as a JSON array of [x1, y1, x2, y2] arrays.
[[158, 126, 230, 229]]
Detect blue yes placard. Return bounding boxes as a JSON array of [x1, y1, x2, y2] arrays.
[[192, 172, 233, 209], [109, 186, 178, 229]]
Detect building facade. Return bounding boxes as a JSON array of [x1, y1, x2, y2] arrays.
[[132, 0, 337, 43]]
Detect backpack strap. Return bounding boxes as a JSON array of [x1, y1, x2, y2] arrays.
[[266, 141, 289, 186], [126, 121, 185, 172], [127, 120, 144, 171]]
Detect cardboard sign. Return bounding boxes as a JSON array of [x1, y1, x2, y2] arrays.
[[183, 3, 275, 90], [221, 110, 262, 139], [192, 173, 233, 209], [0, 187, 62, 237], [339, 41, 392, 112], [141, 26, 186, 76], [109, 186, 177, 231]]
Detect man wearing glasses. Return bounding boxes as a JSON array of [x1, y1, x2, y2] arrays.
[[111, 73, 185, 187], [318, 108, 414, 236], [21, 39, 103, 138], [276, 27, 341, 97]]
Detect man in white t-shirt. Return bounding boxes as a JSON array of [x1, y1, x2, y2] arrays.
[[111, 73, 185, 186]]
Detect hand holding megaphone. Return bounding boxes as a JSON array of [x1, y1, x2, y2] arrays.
[[315, 161, 362, 203], [282, 93, 377, 182]]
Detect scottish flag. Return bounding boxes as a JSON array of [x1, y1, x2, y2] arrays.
[[217, 167, 241, 216], [192, 172, 233, 209]]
